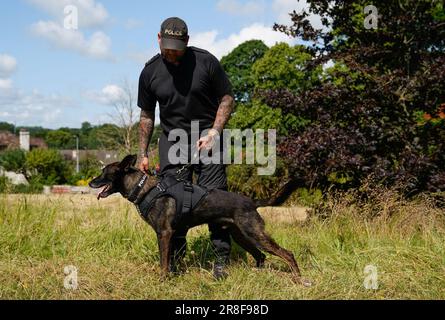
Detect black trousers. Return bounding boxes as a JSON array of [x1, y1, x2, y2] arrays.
[[159, 132, 231, 265]]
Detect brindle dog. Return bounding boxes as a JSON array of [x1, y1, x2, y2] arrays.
[[89, 155, 312, 286]]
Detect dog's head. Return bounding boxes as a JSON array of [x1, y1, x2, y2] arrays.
[[89, 154, 138, 200]]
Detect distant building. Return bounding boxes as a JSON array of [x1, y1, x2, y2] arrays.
[[0, 130, 47, 151]]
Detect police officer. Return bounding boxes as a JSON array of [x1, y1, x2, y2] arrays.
[[137, 17, 235, 279]]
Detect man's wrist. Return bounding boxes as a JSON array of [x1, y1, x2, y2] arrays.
[[208, 128, 220, 137]]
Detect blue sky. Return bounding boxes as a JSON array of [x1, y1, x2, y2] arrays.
[[0, 0, 307, 129]]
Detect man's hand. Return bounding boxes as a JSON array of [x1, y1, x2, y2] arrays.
[[197, 129, 219, 151], [139, 156, 150, 173]]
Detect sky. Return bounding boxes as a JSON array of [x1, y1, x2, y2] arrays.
[[0, 0, 314, 129]]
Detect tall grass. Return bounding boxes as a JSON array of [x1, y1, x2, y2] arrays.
[[0, 189, 444, 300]]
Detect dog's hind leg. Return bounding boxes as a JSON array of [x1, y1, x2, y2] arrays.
[[229, 226, 266, 268], [238, 211, 312, 287]]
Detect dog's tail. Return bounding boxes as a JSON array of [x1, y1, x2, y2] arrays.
[[253, 180, 297, 208]]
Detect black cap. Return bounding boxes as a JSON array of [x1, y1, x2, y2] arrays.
[[160, 17, 189, 50]]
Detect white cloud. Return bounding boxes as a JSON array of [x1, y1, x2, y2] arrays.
[[189, 23, 295, 59], [0, 79, 13, 91], [27, 0, 113, 60], [0, 54, 17, 78], [31, 20, 112, 60], [272, 0, 324, 30], [27, 0, 109, 28], [85, 84, 125, 105], [0, 87, 70, 127], [216, 0, 266, 16]]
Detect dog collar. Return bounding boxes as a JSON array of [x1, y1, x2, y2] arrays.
[[127, 173, 148, 204]]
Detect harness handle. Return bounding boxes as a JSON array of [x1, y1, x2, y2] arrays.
[[176, 151, 199, 176]]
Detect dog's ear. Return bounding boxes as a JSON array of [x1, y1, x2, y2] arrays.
[[119, 154, 137, 170]]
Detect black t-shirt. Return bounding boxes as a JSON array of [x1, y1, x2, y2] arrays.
[[137, 46, 233, 134]]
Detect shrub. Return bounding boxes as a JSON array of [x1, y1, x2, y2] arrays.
[[227, 157, 288, 200], [25, 149, 73, 185], [0, 149, 26, 173], [0, 175, 43, 194]]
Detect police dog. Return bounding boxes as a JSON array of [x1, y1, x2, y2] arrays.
[[89, 155, 311, 286]]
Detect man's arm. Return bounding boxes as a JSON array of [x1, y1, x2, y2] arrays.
[[212, 94, 235, 134], [139, 109, 155, 171], [198, 94, 234, 151]]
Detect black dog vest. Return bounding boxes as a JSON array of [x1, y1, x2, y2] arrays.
[[133, 175, 208, 226]]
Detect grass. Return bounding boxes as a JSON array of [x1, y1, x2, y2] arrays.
[[0, 189, 444, 300]]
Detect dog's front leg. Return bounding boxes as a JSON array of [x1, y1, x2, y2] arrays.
[[157, 230, 173, 278]]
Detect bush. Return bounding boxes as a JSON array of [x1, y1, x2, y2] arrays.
[[0, 149, 26, 173], [65, 154, 103, 185], [0, 175, 43, 194], [0, 176, 9, 193], [227, 157, 288, 200], [25, 149, 73, 185]]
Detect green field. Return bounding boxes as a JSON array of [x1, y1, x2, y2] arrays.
[[0, 191, 444, 300]]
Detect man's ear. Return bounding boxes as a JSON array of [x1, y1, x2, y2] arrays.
[[119, 155, 138, 170]]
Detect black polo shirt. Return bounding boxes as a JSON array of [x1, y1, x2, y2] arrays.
[[137, 46, 233, 134]]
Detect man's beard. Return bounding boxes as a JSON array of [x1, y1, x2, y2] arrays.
[[161, 50, 186, 66]]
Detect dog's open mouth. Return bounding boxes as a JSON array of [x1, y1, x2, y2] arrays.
[[97, 184, 112, 200]]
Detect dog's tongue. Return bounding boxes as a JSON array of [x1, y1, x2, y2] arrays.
[[97, 185, 108, 200]]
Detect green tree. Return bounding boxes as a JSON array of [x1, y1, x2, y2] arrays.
[[95, 124, 125, 152], [267, 0, 445, 193], [81, 122, 93, 135], [220, 40, 269, 103], [17, 126, 50, 139], [252, 43, 321, 92], [0, 122, 15, 133], [228, 100, 309, 136], [46, 130, 75, 149]]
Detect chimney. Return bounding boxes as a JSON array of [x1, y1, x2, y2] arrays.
[[19, 129, 30, 152]]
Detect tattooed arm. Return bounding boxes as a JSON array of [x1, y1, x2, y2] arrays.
[[139, 109, 155, 172], [198, 94, 234, 151], [212, 94, 235, 134]]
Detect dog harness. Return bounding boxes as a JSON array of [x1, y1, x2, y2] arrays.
[[130, 174, 208, 227]]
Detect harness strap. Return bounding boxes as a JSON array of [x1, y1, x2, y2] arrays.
[[182, 181, 193, 213], [127, 172, 148, 204], [137, 175, 208, 227]]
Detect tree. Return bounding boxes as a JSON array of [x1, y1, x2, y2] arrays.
[[0, 122, 15, 133], [220, 40, 269, 103], [228, 100, 309, 136], [46, 130, 75, 149], [95, 123, 125, 151], [252, 43, 321, 92], [263, 0, 445, 194], [81, 122, 93, 135], [106, 80, 139, 155], [17, 126, 50, 139]]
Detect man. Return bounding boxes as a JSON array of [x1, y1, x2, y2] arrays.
[[137, 17, 235, 279]]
